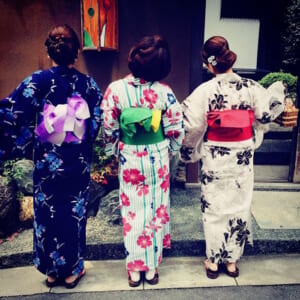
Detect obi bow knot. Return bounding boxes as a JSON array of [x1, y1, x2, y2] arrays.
[[35, 94, 90, 146]]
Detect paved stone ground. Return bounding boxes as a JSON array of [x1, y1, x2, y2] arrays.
[[0, 254, 300, 297]]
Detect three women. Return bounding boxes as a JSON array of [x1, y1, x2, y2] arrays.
[[0, 26, 286, 287]]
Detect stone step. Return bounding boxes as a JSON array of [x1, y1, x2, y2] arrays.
[[1, 187, 299, 269]]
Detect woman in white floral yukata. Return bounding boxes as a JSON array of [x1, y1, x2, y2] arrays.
[[180, 36, 284, 279], [101, 35, 184, 287]]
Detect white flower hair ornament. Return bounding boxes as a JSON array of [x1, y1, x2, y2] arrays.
[[207, 55, 217, 66]]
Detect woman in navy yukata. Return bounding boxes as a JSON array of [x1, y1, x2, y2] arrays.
[[0, 24, 103, 288]]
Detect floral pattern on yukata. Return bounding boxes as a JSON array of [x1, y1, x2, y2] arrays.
[[181, 72, 284, 263], [101, 74, 184, 271], [0, 66, 103, 278]]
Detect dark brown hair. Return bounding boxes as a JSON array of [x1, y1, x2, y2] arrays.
[[45, 24, 80, 66], [201, 36, 237, 73], [128, 35, 171, 82]]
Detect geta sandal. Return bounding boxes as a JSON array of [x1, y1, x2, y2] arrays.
[[128, 271, 142, 287], [204, 259, 219, 279], [45, 277, 61, 288], [64, 269, 86, 289], [223, 264, 239, 278], [145, 272, 159, 285]]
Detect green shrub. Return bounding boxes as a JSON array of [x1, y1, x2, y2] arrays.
[[281, 0, 300, 74], [259, 72, 298, 94]]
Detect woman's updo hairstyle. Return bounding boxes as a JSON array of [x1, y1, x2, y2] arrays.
[[128, 35, 171, 82], [45, 24, 80, 66], [201, 36, 237, 73]]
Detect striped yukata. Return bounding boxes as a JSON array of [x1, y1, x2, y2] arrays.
[[101, 74, 184, 272]]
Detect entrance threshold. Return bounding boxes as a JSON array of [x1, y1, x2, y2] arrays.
[[254, 165, 289, 182]]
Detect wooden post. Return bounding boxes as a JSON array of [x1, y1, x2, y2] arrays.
[[289, 77, 300, 182], [186, 162, 200, 184], [185, 0, 206, 185]]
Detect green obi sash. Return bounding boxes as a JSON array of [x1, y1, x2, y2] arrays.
[[120, 107, 164, 145]]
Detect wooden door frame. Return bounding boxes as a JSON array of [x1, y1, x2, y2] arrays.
[[185, 0, 206, 184]]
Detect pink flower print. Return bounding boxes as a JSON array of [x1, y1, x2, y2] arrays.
[[121, 192, 130, 207], [143, 89, 158, 108], [163, 234, 171, 248], [156, 204, 167, 218], [146, 221, 161, 233], [160, 174, 170, 192], [158, 165, 168, 179], [137, 184, 149, 196], [119, 142, 124, 151], [156, 204, 170, 224], [166, 130, 180, 138], [165, 109, 172, 119], [123, 169, 145, 185], [111, 107, 120, 120], [158, 255, 162, 264], [133, 149, 148, 157], [122, 217, 132, 236], [137, 234, 152, 248], [103, 87, 111, 100], [103, 116, 109, 126], [127, 260, 149, 272], [128, 211, 136, 220], [165, 109, 180, 125], [112, 95, 119, 104]]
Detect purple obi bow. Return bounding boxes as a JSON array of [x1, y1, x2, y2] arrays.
[[35, 94, 90, 146]]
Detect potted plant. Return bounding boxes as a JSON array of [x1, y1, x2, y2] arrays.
[[90, 133, 119, 188], [259, 72, 299, 127]]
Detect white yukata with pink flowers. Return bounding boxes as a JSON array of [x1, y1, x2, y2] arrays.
[[101, 74, 184, 272]]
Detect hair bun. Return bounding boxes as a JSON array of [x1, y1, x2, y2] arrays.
[[45, 24, 80, 66], [201, 36, 237, 73]]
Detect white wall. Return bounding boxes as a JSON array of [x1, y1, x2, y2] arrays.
[[204, 0, 260, 69]]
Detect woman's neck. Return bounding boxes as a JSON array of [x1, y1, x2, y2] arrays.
[[214, 67, 233, 75], [52, 61, 73, 68]]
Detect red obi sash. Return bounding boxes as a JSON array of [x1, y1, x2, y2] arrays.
[[206, 110, 254, 142]]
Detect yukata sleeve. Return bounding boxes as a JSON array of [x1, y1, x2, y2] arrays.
[[251, 81, 285, 149], [100, 83, 121, 157], [180, 85, 208, 163], [0, 72, 41, 161], [85, 76, 103, 143], [161, 87, 185, 157]]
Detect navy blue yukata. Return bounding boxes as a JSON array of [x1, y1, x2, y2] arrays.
[[0, 66, 103, 278]]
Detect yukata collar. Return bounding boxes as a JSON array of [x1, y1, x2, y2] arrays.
[[125, 74, 152, 86], [50, 65, 75, 76], [215, 72, 242, 82]]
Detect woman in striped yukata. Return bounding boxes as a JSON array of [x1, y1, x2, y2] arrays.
[[101, 35, 184, 287]]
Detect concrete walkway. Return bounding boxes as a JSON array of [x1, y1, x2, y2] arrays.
[[1, 254, 300, 297]]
